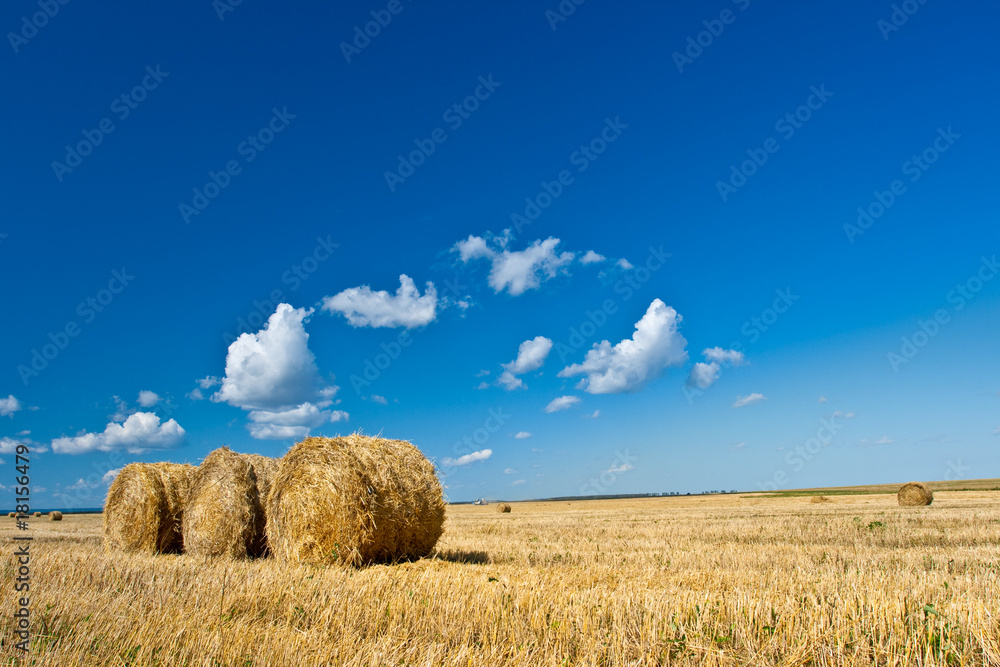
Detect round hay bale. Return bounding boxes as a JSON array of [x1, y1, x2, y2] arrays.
[[32, 511, 41, 517], [49, 511, 63, 521], [898, 481, 933, 506], [267, 434, 445, 566], [496, 503, 512, 513], [104, 462, 195, 553], [7, 512, 14, 518], [183, 447, 278, 559], [810, 495, 831, 504]]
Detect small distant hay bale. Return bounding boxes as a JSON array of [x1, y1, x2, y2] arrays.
[[32, 511, 41, 517], [810, 496, 831, 504], [49, 511, 63, 521], [496, 503, 512, 513], [104, 462, 195, 553], [898, 481, 933, 506], [267, 434, 445, 566], [183, 447, 279, 559], [7, 512, 14, 518]]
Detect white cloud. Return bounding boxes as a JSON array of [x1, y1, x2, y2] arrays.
[[442, 449, 492, 467], [248, 424, 311, 440], [587, 410, 600, 418], [514, 431, 531, 439], [0, 437, 46, 455], [503, 468, 518, 474], [475, 369, 490, 377], [687, 347, 745, 390], [559, 299, 688, 394], [511, 479, 526, 486], [818, 396, 828, 404], [0, 395, 22, 417], [198, 376, 221, 389], [187, 388, 204, 401], [328, 410, 349, 422], [454, 236, 575, 296], [137, 390, 160, 407], [580, 250, 606, 264], [109, 396, 135, 422], [51, 412, 185, 454], [248, 403, 330, 428], [832, 410, 856, 419], [321, 274, 437, 328], [102, 468, 123, 484], [545, 395, 581, 413], [475, 382, 490, 390], [32, 486, 46, 493], [608, 462, 633, 475], [617, 258, 634, 270], [499, 336, 553, 390], [370, 394, 388, 405], [873, 436, 894, 445], [732, 393, 767, 408]]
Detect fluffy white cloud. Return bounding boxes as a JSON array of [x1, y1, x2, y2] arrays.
[[733, 393, 767, 408], [454, 235, 575, 296], [686, 347, 745, 389], [51, 412, 185, 454], [617, 258, 634, 270], [580, 250, 606, 264], [102, 468, 123, 484], [514, 431, 531, 439], [322, 274, 437, 328], [248, 424, 311, 440], [137, 390, 160, 407], [498, 336, 552, 390], [545, 395, 581, 413], [0, 437, 46, 455], [370, 394, 388, 405], [248, 403, 329, 428], [559, 299, 688, 394], [442, 449, 492, 466], [0, 395, 22, 417], [187, 388, 204, 401]]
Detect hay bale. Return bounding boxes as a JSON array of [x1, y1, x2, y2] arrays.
[[183, 447, 279, 559], [32, 511, 41, 517], [49, 511, 63, 521], [810, 495, 831, 504], [496, 503, 512, 513], [898, 481, 933, 506], [103, 462, 195, 553], [7, 512, 14, 518], [267, 434, 445, 566]]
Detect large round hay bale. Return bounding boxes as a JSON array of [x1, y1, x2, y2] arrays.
[[104, 462, 195, 553], [898, 481, 933, 506], [183, 447, 278, 559], [267, 434, 445, 566], [496, 503, 512, 513], [49, 511, 63, 521]]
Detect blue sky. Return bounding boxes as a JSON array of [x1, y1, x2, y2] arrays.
[[2, 0, 998, 507]]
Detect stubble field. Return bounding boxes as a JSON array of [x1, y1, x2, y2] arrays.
[[2, 490, 999, 666]]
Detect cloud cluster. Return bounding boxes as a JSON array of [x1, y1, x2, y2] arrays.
[[686, 347, 745, 389], [454, 235, 575, 296], [51, 412, 185, 454], [499, 336, 553, 390], [322, 274, 437, 328], [559, 299, 688, 394], [0, 395, 22, 417], [211, 304, 346, 439]]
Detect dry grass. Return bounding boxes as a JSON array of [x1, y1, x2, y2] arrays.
[[267, 434, 445, 566], [2, 491, 998, 666]]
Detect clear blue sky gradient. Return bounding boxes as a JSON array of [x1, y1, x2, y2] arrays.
[[2, 0, 998, 507]]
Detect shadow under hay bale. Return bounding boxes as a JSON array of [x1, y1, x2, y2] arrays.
[[104, 462, 195, 554], [183, 447, 278, 559], [897, 481, 933, 506], [496, 503, 512, 513], [267, 433, 445, 566], [49, 511, 63, 521]]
